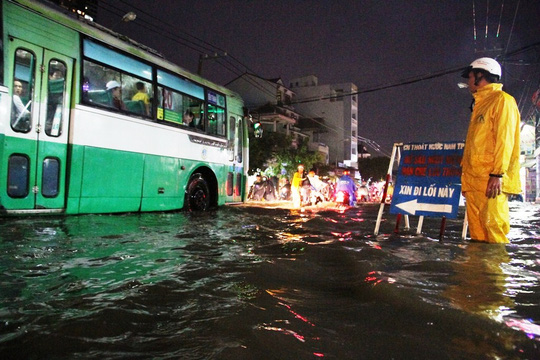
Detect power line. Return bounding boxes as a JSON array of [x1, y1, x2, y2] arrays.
[[504, 0, 520, 55], [292, 66, 465, 105], [98, 2, 278, 100]]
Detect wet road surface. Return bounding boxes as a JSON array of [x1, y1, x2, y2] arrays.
[[1, 202, 539, 359]]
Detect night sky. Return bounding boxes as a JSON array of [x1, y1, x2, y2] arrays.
[[97, 0, 540, 156]]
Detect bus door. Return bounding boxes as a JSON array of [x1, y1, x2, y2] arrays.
[[226, 114, 245, 201], [3, 39, 73, 211]]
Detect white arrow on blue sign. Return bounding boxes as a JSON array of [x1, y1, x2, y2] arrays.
[[395, 199, 453, 215]]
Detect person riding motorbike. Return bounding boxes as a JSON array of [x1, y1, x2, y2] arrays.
[[248, 174, 266, 201], [357, 181, 370, 202], [335, 170, 357, 206], [307, 170, 329, 205]]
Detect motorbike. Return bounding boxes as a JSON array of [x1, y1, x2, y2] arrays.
[[357, 185, 370, 202], [279, 183, 291, 200], [334, 190, 350, 207]]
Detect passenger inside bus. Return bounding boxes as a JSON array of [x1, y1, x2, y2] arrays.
[[106, 80, 126, 111], [193, 107, 204, 130], [11, 79, 31, 131], [131, 81, 150, 116], [46, 65, 65, 136], [183, 110, 195, 127]]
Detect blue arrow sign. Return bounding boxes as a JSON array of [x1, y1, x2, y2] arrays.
[[389, 141, 464, 219]]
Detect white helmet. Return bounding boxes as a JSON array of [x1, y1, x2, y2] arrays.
[[106, 80, 121, 90], [461, 57, 501, 79]]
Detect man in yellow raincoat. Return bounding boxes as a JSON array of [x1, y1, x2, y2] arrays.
[[461, 57, 521, 243], [291, 164, 305, 208]]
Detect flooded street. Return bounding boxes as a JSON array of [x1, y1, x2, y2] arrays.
[[1, 203, 539, 359]]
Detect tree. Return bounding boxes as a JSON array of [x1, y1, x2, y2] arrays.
[[358, 157, 391, 181], [248, 131, 290, 175], [273, 137, 324, 179], [249, 133, 324, 179]]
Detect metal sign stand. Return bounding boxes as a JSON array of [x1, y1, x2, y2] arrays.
[[374, 143, 400, 236]]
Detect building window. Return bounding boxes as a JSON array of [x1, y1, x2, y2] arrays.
[[335, 89, 343, 102], [284, 94, 292, 105]]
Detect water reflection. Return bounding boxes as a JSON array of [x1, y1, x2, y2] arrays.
[[0, 205, 539, 359], [444, 243, 513, 317]]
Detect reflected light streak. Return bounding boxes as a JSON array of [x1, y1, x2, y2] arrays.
[[279, 301, 315, 326], [259, 325, 306, 342], [367, 241, 382, 250], [365, 270, 384, 286], [505, 318, 540, 340], [277, 232, 305, 244], [331, 232, 351, 237], [330, 231, 352, 242], [266, 290, 316, 327]]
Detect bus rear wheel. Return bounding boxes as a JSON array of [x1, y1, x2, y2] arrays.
[[185, 173, 210, 211]]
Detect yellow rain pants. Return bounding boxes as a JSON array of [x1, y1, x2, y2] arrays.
[[461, 83, 521, 243], [465, 191, 510, 243]]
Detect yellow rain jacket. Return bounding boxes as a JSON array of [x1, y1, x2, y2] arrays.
[[461, 83, 521, 243], [461, 83, 521, 194]]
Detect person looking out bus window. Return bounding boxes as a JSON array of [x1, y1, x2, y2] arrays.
[[132, 81, 150, 116], [11, 79, 31, 131], [49, 69, 63, 80], [183, 110, 195, 127], [106, 80, 126, 111], [46, 65, 66, 136]]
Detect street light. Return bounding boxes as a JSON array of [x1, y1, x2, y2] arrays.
[[121, 12, 137, 22]]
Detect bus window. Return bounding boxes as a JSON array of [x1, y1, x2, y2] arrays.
[[7, 154, 29, 198], [11, 49, 35, 133], [207, 91, 226, 136], [228, 116, 235, 161], [82, 60, 153, 117], [236, 117, 243, 163], [207, 103, 225, 136], [42, 157, 60, 197], [82, 59, 119, 108], [157, 85, 204, 129], [45, 59, 67, 136]]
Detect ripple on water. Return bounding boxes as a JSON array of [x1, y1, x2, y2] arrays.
[[1, 205, 539, 359]]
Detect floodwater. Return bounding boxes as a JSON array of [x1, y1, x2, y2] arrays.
[[0, 202, 539, 360]]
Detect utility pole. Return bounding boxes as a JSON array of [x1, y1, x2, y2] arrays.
[[197, 52, 227, 75]]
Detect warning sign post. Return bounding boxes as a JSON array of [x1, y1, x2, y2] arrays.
[[374, 141, 467, 238], [390, 141, 464, 218]]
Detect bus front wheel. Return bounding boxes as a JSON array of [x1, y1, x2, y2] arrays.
[[185, 173, 210, 211]]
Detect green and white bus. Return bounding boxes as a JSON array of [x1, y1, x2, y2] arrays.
[[0, 0, 249, 215]]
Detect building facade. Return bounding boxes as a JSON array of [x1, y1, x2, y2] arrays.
[[290, 75, 358, 169], [226, 73, 329, 162]]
